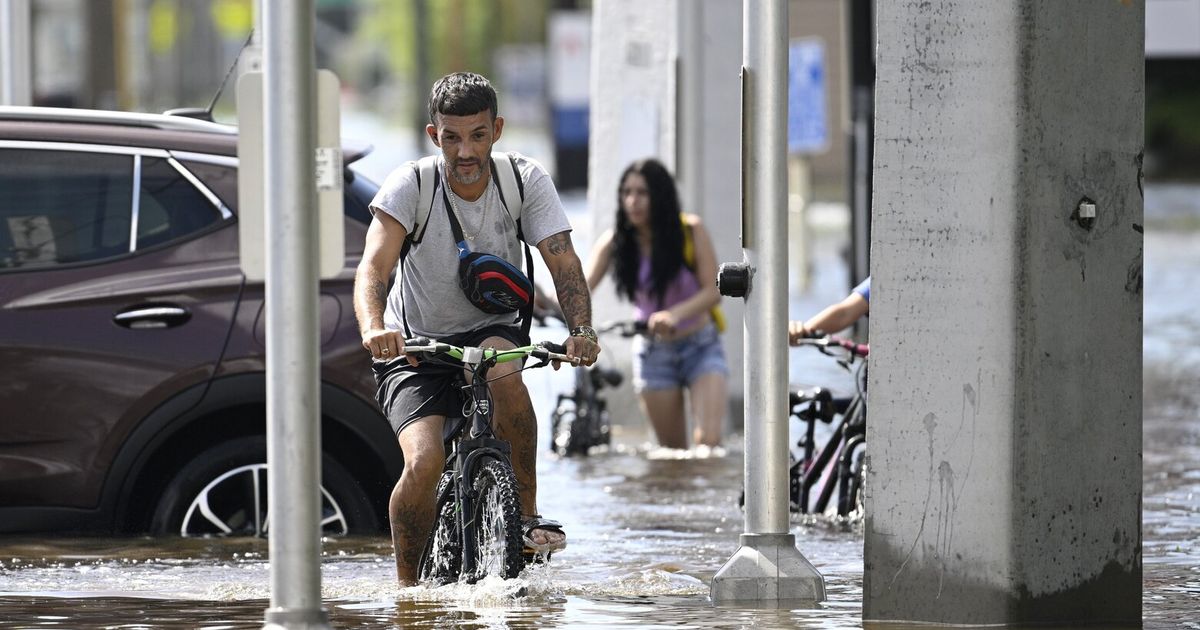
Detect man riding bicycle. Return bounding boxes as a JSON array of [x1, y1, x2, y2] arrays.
[[353, 72, 600, 586]]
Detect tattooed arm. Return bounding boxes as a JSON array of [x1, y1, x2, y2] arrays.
[[354, 212, 416, 365], [537, 231, 600, 366]]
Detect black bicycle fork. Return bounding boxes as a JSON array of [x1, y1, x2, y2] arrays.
[[452, 435, 512, 579], [452, 375, 516, 579]]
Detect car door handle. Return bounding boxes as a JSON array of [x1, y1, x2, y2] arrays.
[[113, 305, 191, 329]]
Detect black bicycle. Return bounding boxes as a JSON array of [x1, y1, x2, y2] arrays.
[[789, 333, 869, 517], [546, 318, 645, 457], [404, 337, 573, 584]]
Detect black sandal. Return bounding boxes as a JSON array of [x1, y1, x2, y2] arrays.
[[521, 515, 567, 554]]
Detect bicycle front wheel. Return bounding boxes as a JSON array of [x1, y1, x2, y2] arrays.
[[418, 471, 461, 584], [467, 458, 525, 582]]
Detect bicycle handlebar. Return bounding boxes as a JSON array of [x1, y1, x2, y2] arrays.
[[596, 319, 648, 337], [402, 337, 578, 366], [795, 333, 870, 358]]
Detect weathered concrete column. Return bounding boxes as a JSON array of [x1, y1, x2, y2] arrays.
[[864, 2, 1143, 626]]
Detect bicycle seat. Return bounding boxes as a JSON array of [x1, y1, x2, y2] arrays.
[[791, 387, 836, 423], [590, 366, 623, 388]]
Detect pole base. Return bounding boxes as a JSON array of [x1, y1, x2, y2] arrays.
[[710, 533, 826, 604], [263, 607, 332, 630]]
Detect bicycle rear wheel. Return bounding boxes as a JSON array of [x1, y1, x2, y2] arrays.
[[552, 404, 592, 456], [841, 449, 867, 517], [418, 472, 461, 584], [467, 458, 525, 582]]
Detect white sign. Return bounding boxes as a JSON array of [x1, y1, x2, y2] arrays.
[[315, 147, 342, 192], [236, 69, 344, 281], [548, 11, 591, 107], [1147, 0, 1200, 57]]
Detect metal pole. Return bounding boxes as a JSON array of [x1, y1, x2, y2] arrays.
[[846, 0, 874, 306], [413, 0, 429, 156], [677, 0, 702, 210], [743, 0, 789, 544], [0, 0, 31, 106], [261, 0, 329, 628], [711, 0, 825, 604], [245, 0, 263, 74]]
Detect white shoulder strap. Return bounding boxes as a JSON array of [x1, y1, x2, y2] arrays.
[[412, 155, 439, 242], [490, 151, 523, 223]]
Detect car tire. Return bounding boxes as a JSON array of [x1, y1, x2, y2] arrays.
[[149, 436, 377, 537]]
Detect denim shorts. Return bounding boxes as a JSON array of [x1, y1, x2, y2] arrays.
[[632, 323, 729, 392]]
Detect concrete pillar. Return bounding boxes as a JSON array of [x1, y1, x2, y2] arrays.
[[864, 1, 1143, 626]]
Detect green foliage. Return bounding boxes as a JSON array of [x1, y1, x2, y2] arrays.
[[351, 0, 551, 98], [1146, 59, 1200, 181]]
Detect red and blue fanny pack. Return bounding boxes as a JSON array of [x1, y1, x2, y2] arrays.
[[454, 242, 533, 314], [443, 187, 533, 315]]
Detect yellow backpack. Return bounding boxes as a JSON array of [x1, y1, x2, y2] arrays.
[[680, 215, 727, 333]]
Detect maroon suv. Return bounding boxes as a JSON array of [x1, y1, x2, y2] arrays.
[[0, 107, 400, 537]]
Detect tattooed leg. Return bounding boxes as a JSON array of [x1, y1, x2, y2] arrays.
[[485, 337, 565, 548], [392, 416, 446, 585]]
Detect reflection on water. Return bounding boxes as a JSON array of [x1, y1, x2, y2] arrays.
[[1, 201, 1198, 628], [0, 410, 1194, 629]]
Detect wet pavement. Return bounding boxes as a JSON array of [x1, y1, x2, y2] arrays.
[[0, 191, 1197, 628]]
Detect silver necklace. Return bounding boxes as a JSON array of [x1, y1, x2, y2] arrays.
[[444, 178, 486, 241]]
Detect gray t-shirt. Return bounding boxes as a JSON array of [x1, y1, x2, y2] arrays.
[[369, 152, 571, 338]]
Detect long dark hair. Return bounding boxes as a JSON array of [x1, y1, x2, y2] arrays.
[[612, 158, 685, 305]]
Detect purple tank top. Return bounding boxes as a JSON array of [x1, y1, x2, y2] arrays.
[[633, 256, 703, 329]]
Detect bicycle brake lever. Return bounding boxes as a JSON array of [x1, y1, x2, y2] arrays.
[[540, 341, 568, 354]]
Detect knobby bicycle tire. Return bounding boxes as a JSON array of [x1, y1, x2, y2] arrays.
[[549, 406, 576, 456], [552, 404, 592, 456], [467, 458, 525, 582], [564, 404, 592, 455], [418, 471, 461, 584], [842, 449, 866, 517]]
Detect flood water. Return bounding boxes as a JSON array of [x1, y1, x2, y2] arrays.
[[1, 186, 1197, 628]]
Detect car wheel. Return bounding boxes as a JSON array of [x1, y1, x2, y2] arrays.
[[149, 436, 377, 537]]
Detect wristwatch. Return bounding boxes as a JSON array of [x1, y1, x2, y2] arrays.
[[569, 325, 598, 343]]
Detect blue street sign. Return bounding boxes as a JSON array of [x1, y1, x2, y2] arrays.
[[789, 38, 828, 154]]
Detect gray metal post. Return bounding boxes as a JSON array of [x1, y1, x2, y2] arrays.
[[676, 1, 702, 210], [0, 0, 31, 106], [261, 1, 330, 628], [244, 0, 263, 74], [711, 0, 825, 605]]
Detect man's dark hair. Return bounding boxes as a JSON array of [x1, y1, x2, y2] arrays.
[[428, 72, 498, 125]]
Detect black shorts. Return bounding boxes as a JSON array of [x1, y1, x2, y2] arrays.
[[371, 324, 530, 437]]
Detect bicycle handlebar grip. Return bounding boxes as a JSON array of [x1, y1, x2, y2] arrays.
[[830, 336, 870, 357]]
